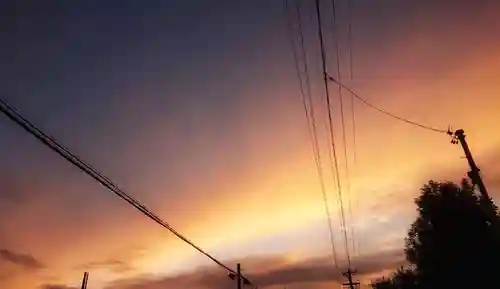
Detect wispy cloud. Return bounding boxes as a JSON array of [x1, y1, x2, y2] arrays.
[[40, 285, 78, 289], [0, 249, 44, 270], [78, 259, 135, 273]]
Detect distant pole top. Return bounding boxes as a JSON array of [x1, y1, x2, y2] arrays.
[[81, 272, 89, 289], [454, 129, 465, 137]]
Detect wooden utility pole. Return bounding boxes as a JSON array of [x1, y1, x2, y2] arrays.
[[449, 129, 490, 201], [228, 263, 252, 289], [342, 268, 360, 289], [81, 272, 89, 289], [237, 263, 242, 289]]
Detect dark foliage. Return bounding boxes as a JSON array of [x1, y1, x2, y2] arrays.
[[371, 267, 418, 289], [372, 180, 500, 289]]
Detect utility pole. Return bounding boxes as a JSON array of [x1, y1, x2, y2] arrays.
[[237, 263, 241, 289], [342, 268, 360, 289], [449, 129, 490, 201], [81, 272, 89, 289], [228, 263, 252, 289]]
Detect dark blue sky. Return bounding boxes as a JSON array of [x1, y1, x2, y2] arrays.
[[1, 0, 490, 172], [0, 0, 290, 183], [0, 1, 311, 264]]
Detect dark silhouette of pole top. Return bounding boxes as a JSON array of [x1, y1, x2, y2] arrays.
[[342, 268, 360, 289], [81, 272, 89, 289], [448, 128, 490, 201]]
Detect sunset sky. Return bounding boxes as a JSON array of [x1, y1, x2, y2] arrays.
[[1, 0, 500, 289]]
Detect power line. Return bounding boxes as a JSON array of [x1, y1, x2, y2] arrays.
[[293, 0, 340, 269], [331, 0, 355, 255], [284, 0, 313, 143], [326, 75, 450, 134], [346, 0, 357, 164], [294, 0, 340, 268], [283, 0, 339, 267], [294, 0, 314, 116], [329, 0, 355, 264], [347, 0, 354, 82], [346, 0, 357, 163], [314, 0, 351, 268], [346, 0, 358, 260], [0, 97, 249, 280]]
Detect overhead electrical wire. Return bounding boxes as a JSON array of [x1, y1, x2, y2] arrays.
[[329, 0, 357, 262], [283, 0, 339, 268], [346, 0, 359, 261], [326, 75, 450, 134], [0, 97, 252, 283], [347, 0, 354, 82], [293, 0, 340, 268], [314, 0, 352, 269], [346, 0, 357, 164], [284, 0, 315, 147]]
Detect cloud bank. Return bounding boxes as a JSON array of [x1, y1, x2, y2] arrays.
[[41, 249, 405, 289]]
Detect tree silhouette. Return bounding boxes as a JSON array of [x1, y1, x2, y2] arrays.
[[371, 267, 418, 289], [372, 180, 500, 289]]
